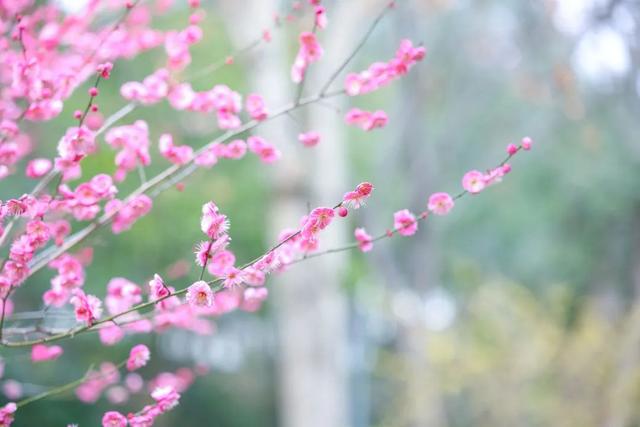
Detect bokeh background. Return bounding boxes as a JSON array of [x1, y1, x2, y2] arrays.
[[2, 0, 640, 426]]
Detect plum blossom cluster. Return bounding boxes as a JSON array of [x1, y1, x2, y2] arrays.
[[353, 138, 534, 252], [182, 182, 370, 319], [101, 385, 180, 427], [193, 134, 280, 168], [165, 23, 203, 71], [246, 94, 269, 121], [105, 278, 143, 318], [345, 39, 426, 96], [289, 0, 328, 83], [75, 360, 198, 411], [184, 200, 269, 312], [291, 32, 323, 83], [44, 253, 86, 307], [93, 355, 192, 427], [0, 211, 67, 297], [0, 4, 161, 181], [8, 219, 49, 266], [0, 402, 15, 427], [123, 75, 247, 131], [0, 0, 533, 426], [105, 121, 151, 182], [342, 182, 374, 209], [70, 289, 104, 326], [245, 182, 374, 273], [95, 277, 154, 345], [55, 126, 98, 181], [105, 195, 153, 234], [247, 136, 281, 164], [121, 69, 171, 106], [461, 137, 532, 195], [159, 134, 193, 166], [345, 108, 388, 131], [76, 362, 123, 404], [0, 0, 212, 180], [57, 174, 118, 220], [144, 274, 210, 334]]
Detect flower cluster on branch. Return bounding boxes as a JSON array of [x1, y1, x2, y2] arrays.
[[0, 0, 532, 425]]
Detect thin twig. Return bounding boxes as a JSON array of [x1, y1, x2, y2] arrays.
[[187, 38, 262, 82], [293, 20, 319, 106], [95, 102, 137, 137], [0, 287, 15, 341], [137, 163, 147, 185], [16, 360, 126, 409], [289, 148, 524, 264], [185, 0, 305, 82], [318, 2, 393, 96], [199, 238, 215, 281]]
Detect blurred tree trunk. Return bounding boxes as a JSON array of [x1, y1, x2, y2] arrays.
[[223, 2, 352, 426]]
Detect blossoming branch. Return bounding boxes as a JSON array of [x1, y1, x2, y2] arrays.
[[0, 0, 531, 425]]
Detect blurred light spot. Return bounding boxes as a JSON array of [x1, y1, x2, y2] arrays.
[[391, 289, 422, 324], [53, 0, 89, 13], [206, 337, 244, 372], [612, 5, 636, 36], [423, 289, 456, 331], [553, 0, 597, 35], [572, 26, 630, 84]]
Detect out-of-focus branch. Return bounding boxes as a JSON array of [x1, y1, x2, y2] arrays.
[[318, 2, 394, 96], [15, 359, 126, 409]]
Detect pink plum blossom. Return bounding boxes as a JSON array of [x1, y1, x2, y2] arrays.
[[25, 158, 52, 178], [298, 131, 320, 147], [241, 287, 268, 312], [31, 344, 63, 362], [186, 281, 214, 307], [223, 267, 245, 289], [344, 39, 426, 96], [246, 94, 268, 121], [291, 32, 323, 83], [70, 289, 103, 325], [345, 108, 388, 131], [105, 120, 151, 182], [342, 182, 374, 208], [462, 170, 486, 194], [393, 209, 418, 236], [102, 411, 127, 427], [159, 134, 193, 165], [427, 192, 454, 215], [247, 136, 281, 163], [0, 402, 16, 427], [151, 386, 181, 411], [127, 344, 151, 371], [355, 228, 373, 252], [200, 202, 229, 239]]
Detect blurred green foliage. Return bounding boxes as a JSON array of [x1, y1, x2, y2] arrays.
[[376, 281, 640, 427]]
